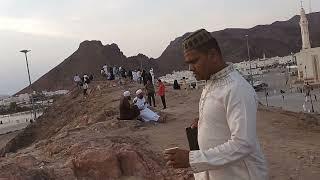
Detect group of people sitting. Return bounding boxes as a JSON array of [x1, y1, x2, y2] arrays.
[[119, 88, 165, 123]]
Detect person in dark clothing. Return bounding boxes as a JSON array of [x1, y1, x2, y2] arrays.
[[119, 91, 140, 120], [158, 79, 167, 109], [146, 72, 153, 84], [83, 74, 90, 84], [173, 79, 181, 90], [121, 68, 126, 78], [108, 71, 115, 80], [83, 82, 89, 96], [145, 80, 156, 107], [141, 70, 147, 85], [142, 70, 153, 85], [128, 70, 133, 80]]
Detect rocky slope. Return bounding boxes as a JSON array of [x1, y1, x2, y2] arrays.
[[2, 81, 192, 179], [1, 79, 320, 179]]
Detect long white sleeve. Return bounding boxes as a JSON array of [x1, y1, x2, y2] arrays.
[[189, 83, 258, 173], [135, 98, 146, 110]]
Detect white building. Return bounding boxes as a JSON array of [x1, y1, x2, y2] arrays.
[[0, 93, 30, 106], [42, 90, 69, 97], [159, 70, 196, 84], [295, 6, 320, 85]]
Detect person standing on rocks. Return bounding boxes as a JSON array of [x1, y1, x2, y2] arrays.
[[141, 70, 147, 85], [74, 74, 82, 89], [82, 82, 89, 96], [150, 68, 155, 84], [157, 79, 166, 109], [145, 80, 156, 107], [164, 29, 268, 180], [137, 69, 142, 84]]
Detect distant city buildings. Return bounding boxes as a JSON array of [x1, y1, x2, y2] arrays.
[[0, 93, 30, 106], [160, 71, 196, 84], [0, 90, 68, 106], [234, 55, 296, 76], [41, 90, 69, 97], [295, 6, 320, 85]]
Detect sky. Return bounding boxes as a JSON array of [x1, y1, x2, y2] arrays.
[[0, 0, 320, 95]]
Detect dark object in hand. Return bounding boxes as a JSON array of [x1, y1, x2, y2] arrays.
[[186, 127, 200, 150]]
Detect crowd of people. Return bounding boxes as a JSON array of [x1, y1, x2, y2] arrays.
[[72, 64, 168, 122], [73, 74, 94, 96], [100, 64, 155, 85]]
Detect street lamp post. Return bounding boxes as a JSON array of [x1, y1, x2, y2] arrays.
[[305, 65, 308, 84], [20, 50, 36, 122], [310, 93, 315, 113], [246, 35, 253, 86], [265, 88, 269, 107]]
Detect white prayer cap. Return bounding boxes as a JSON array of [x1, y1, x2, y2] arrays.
[[123, 91, 130, 97], [136, 89, 143, 95]]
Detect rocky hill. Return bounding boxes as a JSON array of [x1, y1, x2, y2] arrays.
[[18, 12, 320, 94], [18, 41, 158, 93], [158, 12, 320, 74]]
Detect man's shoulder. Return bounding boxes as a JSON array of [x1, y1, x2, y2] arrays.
[[229, 71, 249, 85], [226, 71, 255, 94]]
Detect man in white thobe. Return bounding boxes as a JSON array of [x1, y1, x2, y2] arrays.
[[150, 68, 155, 84], [74, 74, 81, 83], [137, 70, 142, 84], [164, 29, 268, 180], [134, 89, 160, 122], [132, 71, 138, 82]]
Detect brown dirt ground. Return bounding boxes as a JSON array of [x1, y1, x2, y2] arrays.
[[0, 80, 319, 179]]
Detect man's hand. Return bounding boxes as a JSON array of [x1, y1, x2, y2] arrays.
[[164, 147, 190, 168], [190, 118, 199, 129]]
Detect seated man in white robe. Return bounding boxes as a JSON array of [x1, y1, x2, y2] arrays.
[[133, 89, 160, 122]]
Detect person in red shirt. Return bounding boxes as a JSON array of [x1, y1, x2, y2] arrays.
[[157, 79, 167, 109]]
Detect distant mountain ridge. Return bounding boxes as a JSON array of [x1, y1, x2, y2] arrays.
[[18, 12, 320, 94]]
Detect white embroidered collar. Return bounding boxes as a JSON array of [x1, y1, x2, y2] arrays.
[[208, 63, 234, 81]]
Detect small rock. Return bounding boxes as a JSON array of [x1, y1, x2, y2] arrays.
[[297, 155, 304, 159], [310, 155, 316, 161]]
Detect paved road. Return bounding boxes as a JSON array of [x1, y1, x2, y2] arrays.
[[0, 112, 42, 135], [255, 68, 320, 113], [259, 69, 290, 95], [258, 92, 320, 113], [0, 122, 30, 135]]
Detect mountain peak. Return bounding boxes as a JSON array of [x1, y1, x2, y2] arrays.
[[79, 40, 103, 50]]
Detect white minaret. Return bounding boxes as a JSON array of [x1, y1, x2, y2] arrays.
[[300, 3, 311, 50]]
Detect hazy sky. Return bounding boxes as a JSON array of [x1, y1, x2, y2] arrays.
[[0, 0, 320, 95]]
